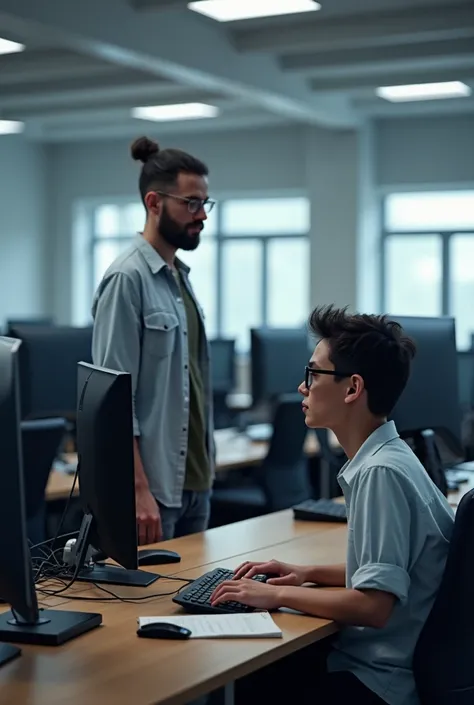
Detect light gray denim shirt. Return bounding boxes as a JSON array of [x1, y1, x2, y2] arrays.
[[329, 421, 454, 705], [91, 235, 215, 508]]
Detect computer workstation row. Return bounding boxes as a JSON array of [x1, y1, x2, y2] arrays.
[[0, 335, 342, 682], [5, 315, 472, 535]]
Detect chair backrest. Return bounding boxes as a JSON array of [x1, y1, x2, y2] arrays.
[[21, 418, 66, 519], [413, 489, 474, 705], [258, 394, 312, 511]]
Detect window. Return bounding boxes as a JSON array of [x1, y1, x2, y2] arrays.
[[382, 190, 474, 349], [81, 196, 310, 351]]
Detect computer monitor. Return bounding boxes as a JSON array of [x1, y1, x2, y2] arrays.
[[390, 316, 463, 459], [9, 324, 92, 419], [251, 327, 311, 406], [210, 338, 235, 393], [70, 362, 162, 588], [0, 337, 101, 648]]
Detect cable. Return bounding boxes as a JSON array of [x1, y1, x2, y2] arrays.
[[37, 576, 190, 603], [48, 467, 79, 555]]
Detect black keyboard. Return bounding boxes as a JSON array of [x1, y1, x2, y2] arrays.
[[173, 567, 273, 615], [293, 498, 347, 523]]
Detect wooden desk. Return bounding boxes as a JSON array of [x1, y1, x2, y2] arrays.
[[0, 513, 345, 705]]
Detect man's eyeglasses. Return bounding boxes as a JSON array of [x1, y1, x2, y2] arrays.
[[155, 191, 215, 215], [304, 366, 353, 390]]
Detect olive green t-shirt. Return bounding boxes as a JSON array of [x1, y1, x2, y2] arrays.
[[175, 271, 211, 491]]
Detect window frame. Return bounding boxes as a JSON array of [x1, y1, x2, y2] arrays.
[[380, 188, 474, 345], [77, 193, 310, 348]]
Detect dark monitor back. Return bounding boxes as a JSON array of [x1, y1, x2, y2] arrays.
[[10, 325, 93, 419], [457, 351, 474, 411], [251, 327, 311, 406], [5, 318, 53, 336], [0, 337, 39, 622], [390, 316, 463, 456], [76, 362, 138, 570], [210, 338, 235, 393]]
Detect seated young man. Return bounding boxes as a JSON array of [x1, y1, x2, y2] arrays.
[[211, 305, 454, 705]]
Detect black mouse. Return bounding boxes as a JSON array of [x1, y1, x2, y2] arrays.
[[137, 622, 191, 640], [138, 549, 181, 566]]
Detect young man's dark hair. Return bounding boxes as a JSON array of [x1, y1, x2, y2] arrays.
[[131, 136, 209, 205], [308, 305, 416, 416]]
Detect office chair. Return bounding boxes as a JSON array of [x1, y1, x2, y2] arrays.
[[413, 489, 474, 704], [21, 418, 67, 547], [210, 394, 312, 525]]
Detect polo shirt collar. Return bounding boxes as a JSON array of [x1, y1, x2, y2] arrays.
[[338, 420, 400, 484]]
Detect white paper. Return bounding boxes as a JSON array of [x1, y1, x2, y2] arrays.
[[138, 611, 282, 639]]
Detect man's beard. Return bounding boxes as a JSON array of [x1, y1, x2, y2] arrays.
[[159, 204, 202, 251]]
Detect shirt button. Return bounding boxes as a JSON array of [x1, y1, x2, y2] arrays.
[[180, 451, 185, 456], [184, 364, 188, 370], [177, 297, 182, 303], [184, 397, 189, 403]]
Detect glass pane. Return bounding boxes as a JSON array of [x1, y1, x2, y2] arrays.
[[93, 240, 133, 291], [202, 201, 218, 238], [385, 235, 442, 317], [123, 203, 146, 234], [385, 191, 474, 232], [222, 197, 310, 236], [450, 233, 474, 350], [221, 240, 263, 351], [178, 240, 218, 338], [95, 205, 121, 237], [267, 238, 310, 327]]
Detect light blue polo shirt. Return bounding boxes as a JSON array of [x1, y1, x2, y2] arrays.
[[328, 421, 454, 705]]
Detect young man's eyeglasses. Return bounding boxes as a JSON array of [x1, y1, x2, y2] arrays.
[[155, 191, 215, 215], [304, 366, 353, 390]]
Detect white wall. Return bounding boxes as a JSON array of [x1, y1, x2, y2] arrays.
[[375, 114, 474, 187], [0, 135, 49, 326]]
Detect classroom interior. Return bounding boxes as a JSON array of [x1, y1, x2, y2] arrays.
[[1, 0, 474, 702]]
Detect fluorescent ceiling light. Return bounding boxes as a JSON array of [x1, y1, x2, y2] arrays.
[[376, 81, 471, 102], [0, 120, 24, 135], [0, 37, 24, 55], [188, 0, 321, 22], [131, 103, 219, 122]]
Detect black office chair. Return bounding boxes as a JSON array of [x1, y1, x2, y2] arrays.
[[21, 418, 67, 547], [413, 489, 474, 704], [210, 394, 312, 525]]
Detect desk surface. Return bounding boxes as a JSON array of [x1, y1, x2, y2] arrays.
[[0, 511, 345, 705], [46, 427, 327, 501]]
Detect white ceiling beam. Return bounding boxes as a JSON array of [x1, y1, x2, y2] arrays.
[[0, 48, 118, 85], [0, 0, 353, 127], [280, 38, 474, 74], [310, 68, 474, 93], [24, 113, 290, 143], [354, 96, 474, 119], [0, 76, 192, 112], [233, 4, 474, 54]]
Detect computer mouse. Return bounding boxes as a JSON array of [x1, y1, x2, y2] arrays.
[[138, 549, 181, 566], [137, 622, 191, 640]]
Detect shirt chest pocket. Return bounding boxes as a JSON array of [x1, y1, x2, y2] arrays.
[[143, 311, 179, 359]]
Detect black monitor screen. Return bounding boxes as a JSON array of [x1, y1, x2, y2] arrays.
[[390, 316, 463, 457], [210, 339, 235, 393], [76, 362, 137, 570], [9, 325, 92, 419], [251, 327, 311, 406], [0, 337, 39, 623]]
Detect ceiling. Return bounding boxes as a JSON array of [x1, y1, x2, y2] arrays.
[[0, 0, 473, 142]]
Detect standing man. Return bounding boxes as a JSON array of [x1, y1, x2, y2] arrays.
[[92, 136, 215, 543]]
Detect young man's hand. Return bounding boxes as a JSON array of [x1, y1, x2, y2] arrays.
[[233, 559, 310, 586], [135, 486, 162, 544], [211, 579, 282, 611]]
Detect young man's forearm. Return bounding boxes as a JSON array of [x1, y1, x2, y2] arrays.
[[305, 564, 346, 587], [133, 437, 150, 490], [278, 585, 393, 629]]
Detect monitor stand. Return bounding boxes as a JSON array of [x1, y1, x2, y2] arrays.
[[0, 643, 21, 667], [0, 609, 102, 646], [69, 513, 159, 588]]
